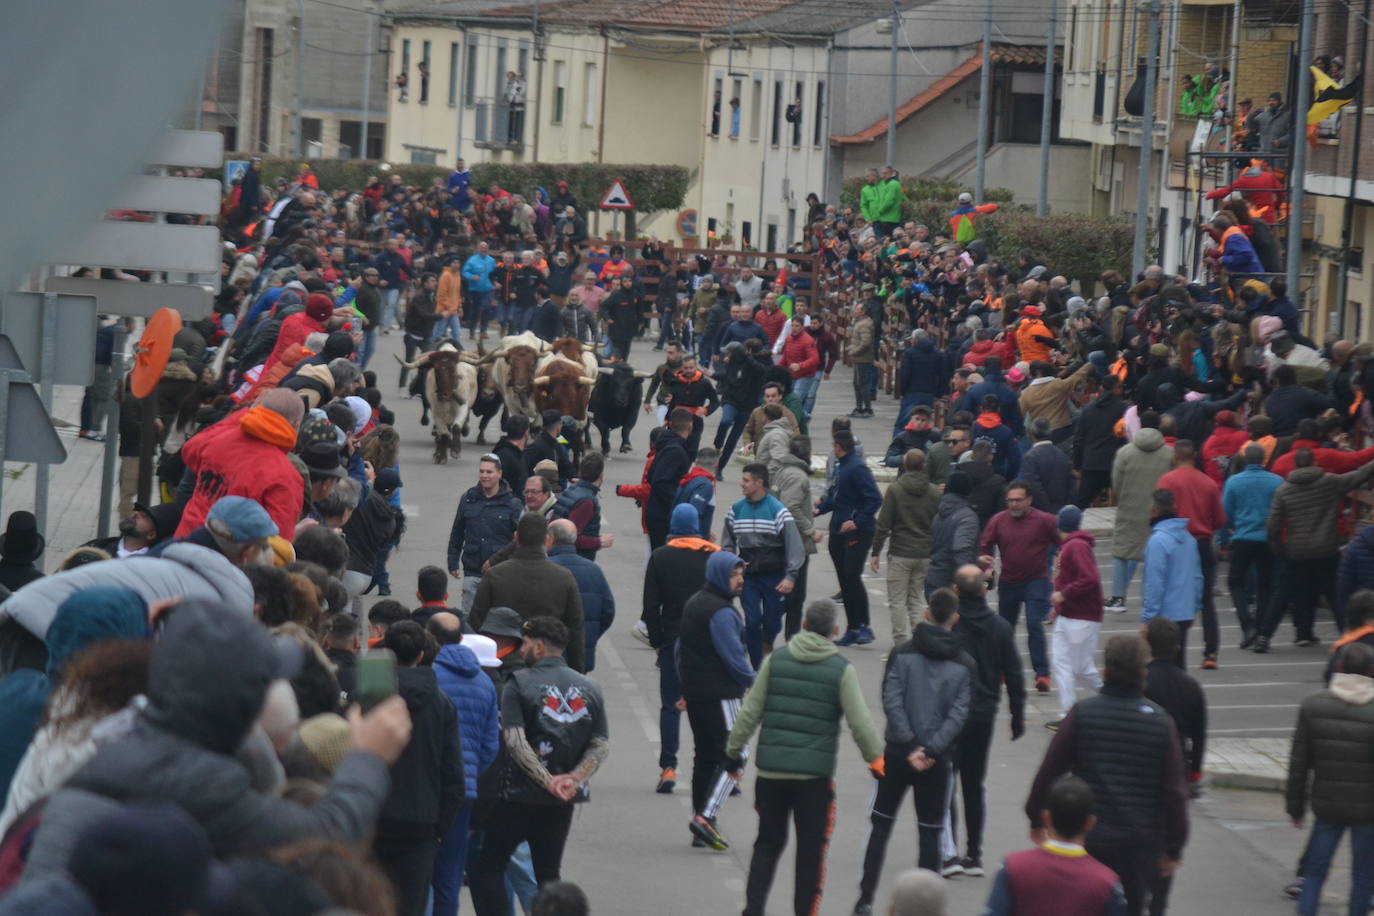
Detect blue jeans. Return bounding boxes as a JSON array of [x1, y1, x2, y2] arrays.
[[359, 327, 377, 369], [381, 287, 401, 330], [893, 392, 934, 437], [997, 577, 1050, 677], [505, 842, 537, 915], [510, 305, 534, 334], [713, 404, 747, 471], [433, 313, 463, 344], [657, 643, 681, 769], [792, 375, 821, 420], [1298, 820, 1374, 916], [1111, 557, 1139, 600], [740, 572, 785, 667], [465, 290, 493, 336], [432, 804, 472, 915]]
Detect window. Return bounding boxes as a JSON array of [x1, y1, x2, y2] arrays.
[[749, 78, 762, 140], [766, 222, 778, 251], [518, 47, 528, 80], [495, 44, 507, 95], [583, 62, 598, 126], [399, 39, 410, 101], [711, 76, 723, 135], [771, 80, 782, 145], [791, 80, 803, 146], [419, 40, 431, 103], [813, 80, 825, 146], [741, 220, 752, 245], [729, 77, 742, 138], [448, 42, 458, 105], [707, 216, 718, 235], [464, 40, 478, 105], [409, 148, 437, 165], [552, 60, 567, 124]]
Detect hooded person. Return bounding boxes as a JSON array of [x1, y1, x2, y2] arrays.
[[174, 389, 306, 540], [1200, 410, 1250, 483], [0, 587, 151, 802], [261, 293, 335, 379], [22, 598, 411, 877], [925, 471, 980, 593], [0, 513, 44, 594]]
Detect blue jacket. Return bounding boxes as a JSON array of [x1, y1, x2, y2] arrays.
[[1218, 229, 1265, 275], [549, 544, 616, 672], [718, 319, 767, 350], [462, 253, 496, 293], [1141, 517, 1202, 623], [433, 644, 499, 802], [1222, 464, 1282, 542], [673, 470, 716, 536], [898, 337, 947, 396], [972, 419, 1021, 479], [447, 168, 472, 209], [958, 371, 1024, 436], [817, 450, 882, 533], [1337, 525, 1374, 615]]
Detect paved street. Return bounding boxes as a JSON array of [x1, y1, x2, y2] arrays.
[[7, 330, 1356, 913]]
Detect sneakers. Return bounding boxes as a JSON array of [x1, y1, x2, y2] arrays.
[[1034, 675, 1050, 693], [1294, 636, 1320, 648], [1239, 628, 1257, 650], [1045, 719, 1062, 732], [831, 591, 846, 604], [631, 621, 652, 646], [1253, 635, 1271, 654], [1283, 878, 1302, 899], [1201, 654, 1218, 670], [835, 629, 861, 647], [854, 625, 876, 646], [1104, 596, 1126, 613], [689, 815, 729, 851], [940, 856, 964, 878], [960, 856, 985, 877], [656, 767, 676, 794]]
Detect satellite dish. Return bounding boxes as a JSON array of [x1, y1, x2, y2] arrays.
[[129, 307, 182, 399]]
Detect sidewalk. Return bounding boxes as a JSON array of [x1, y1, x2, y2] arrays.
[[1206, 737, 1289, 792]]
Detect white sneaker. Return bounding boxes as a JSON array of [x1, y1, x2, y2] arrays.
[[631, 620, 652, 646]]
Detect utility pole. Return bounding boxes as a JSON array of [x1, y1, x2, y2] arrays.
[[1132, 0, 1161, 280], [360, 0, 375, 160], [887, 0, 899, 167], [1286, 0, 1313, 302], [1336, 0, 1369, 333], [295, 0, 306, 157], [1037, 0, 1057, 216], [975, 0, 992, 201]]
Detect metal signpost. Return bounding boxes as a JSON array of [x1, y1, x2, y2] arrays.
[[0, 335, 68, 525]]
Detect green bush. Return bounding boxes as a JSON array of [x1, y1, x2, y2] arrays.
[[215, 156, 690, 214]]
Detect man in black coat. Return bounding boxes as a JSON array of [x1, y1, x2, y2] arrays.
[[641, 408, 693, 550], [493, 415, 531, 494], [1020, 419, 1075, 513], [374, 621, 464, 916], [523, 409, 573, 484], [1072, 373, 1126, 508]]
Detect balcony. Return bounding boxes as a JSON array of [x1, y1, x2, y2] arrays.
[[472, 97, 526, 152]]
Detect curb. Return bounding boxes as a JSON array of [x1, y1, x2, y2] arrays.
[[1206, 771, 1284, 793]]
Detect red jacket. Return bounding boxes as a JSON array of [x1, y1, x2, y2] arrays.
[[754, 306, 788, 345], [962, 337, 1016, 368], [1053, 530, 1103, 622], [1200, 426, 1249, 484], [260, 310, 325, 376], [614, 446, 658, 533], [778, 330, 820, 379], [174, 407, 305, 540], [1270, 440, 1374, 479], [1158, 465, 1225, 538]]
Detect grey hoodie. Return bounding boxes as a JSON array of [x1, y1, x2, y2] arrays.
[[926, 493, 979, 590]]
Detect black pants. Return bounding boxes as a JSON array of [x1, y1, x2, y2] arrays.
[[1263, 554, 1342, 640], [647, 517, 669, 552], [783, 555, 809, 639], [685, 696, 743, 818], [948, 718, 995, 859], [1074, 469, 1112, 509], [858, 752, 952, 906], [399, 332, 427, 389], [1174, 618, 1192, 668], [1194, 536, 1218, 657], [829, 530, 873, 630], [373, 835, 438, 916], [1227, 539, 1271, 635], [1086, 838, 1162, 916], [471, 801, 574, 916], [743, 777, 835, 916]]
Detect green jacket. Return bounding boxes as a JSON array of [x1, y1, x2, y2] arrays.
[[725, 631, 883, 778], [1287, 673, 1374, 824], [874, 177, 905, 223], [872, 469, 940, 559], [859, 182, 880, 222]]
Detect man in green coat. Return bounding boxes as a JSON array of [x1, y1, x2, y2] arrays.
[[859, 168, 880, 225], [872, 166, 906, 238], [724, 598, 883, 916]]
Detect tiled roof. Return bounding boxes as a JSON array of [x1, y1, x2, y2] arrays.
[[474, 0, 796, 30], [830, 44, 1060, 145]]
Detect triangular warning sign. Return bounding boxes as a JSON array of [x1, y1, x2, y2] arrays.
[[599, 178, 634, 210]]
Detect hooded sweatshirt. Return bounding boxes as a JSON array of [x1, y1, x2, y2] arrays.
[[676, 551, 754, 700], [883, 624, 973, 759], [1052, 530, 1103, 622], [174, 408, 304, 540], [1142, 517, 1202, 622], [973, 411, 1020, 479], [926, 493, 979, 590], [952, 595, 1026, 724], [872, 469, 940, 559]]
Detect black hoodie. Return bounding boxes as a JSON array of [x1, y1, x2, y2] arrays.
[[376, 666, 464, 838], [952, 594, 1026, 724]]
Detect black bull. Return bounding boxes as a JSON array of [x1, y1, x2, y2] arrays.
[[589, 366, 643, 453]]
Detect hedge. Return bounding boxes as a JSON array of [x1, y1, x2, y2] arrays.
[[216, 156, 691, 214]]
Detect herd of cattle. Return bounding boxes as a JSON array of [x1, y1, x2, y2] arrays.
[[396, 331, 653, 464]]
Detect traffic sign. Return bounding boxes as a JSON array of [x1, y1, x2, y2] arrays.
[[599, 178, 634, 211], [224, 159, 250, 189], [0, 336, 66, 465], [44, 275, 214, 319], [48, 221, 221, 274], [676, 209, 698, 237], [0, 292, 97, 387]]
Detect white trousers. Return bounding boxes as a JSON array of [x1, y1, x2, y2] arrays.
[[1051, 617, 1103, 718]]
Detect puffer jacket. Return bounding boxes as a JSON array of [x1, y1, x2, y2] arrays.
[[0, 544, 252, 654], [1111, 429, 1174, 561], [882, 624, 972, 760], [23, 601, 391, 874], [1269, 463, 1374, 560], [872, 469, 939, 560], [926, 493, 979, 591], [1286, 673, 1374, 824], [769, 454, 817, 555], [445, 482, 522, 576], [548, 544, 615, 672]]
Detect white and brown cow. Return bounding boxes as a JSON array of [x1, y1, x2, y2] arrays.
[[395, 342, 478, 463]]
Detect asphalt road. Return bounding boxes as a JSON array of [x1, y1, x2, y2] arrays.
[[367, 328, 1319, 915]]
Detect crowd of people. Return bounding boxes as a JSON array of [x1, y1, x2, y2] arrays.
[[3, 141, 1374, 916]]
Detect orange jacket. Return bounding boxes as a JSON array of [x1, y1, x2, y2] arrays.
[[437, 269, 463, 315], [1015, 318, 1054, 363]]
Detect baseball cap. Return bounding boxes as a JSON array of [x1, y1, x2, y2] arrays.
[[479, 606, 524, 639], [206, 496, 276, 542], [957, 191, 973, 204], [374, 468, 402, 495], [305, 293, 334, 321]]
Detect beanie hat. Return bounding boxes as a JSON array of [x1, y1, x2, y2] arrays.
[[1056, 505, 1083, 533], [259, 388, 305, 429], [304, 293, 334, 321], [670, 503, 700, 535], [946, 470, 972, 497], [296, 713, 351, 774], [1214, 409, 1238, 428]]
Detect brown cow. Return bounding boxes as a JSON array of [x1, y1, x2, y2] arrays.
[[476, 331, 547, 421], [395, 343, 477, 463], [533, 359, 594, 463]]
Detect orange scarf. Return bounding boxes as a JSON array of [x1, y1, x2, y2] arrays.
[[1333, 625, 1374, 653], [667, 536, 719, 551], [239, 405, 299, 449]]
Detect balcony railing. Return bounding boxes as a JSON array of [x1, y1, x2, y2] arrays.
[[472, 97, 526, 151]]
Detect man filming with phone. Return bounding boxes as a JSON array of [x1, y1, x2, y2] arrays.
[[469, 617, 609, 916]]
